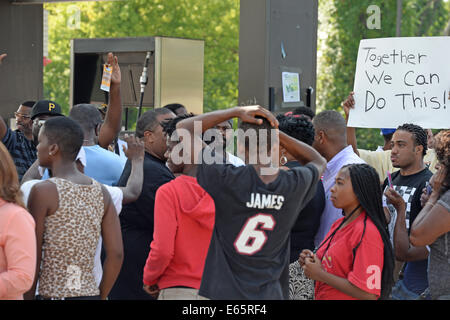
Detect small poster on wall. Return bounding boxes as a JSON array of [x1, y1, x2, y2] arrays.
[[282, 72, 300, 103]]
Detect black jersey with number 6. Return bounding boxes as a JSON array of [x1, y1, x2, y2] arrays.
[[196, 161, 319, 300]]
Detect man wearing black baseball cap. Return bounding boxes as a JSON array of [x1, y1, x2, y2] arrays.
[[30, 100, 64, 121], [30, 100, 64, 145]]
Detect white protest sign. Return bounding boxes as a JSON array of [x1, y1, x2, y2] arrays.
[[348, 37, 449, 129]]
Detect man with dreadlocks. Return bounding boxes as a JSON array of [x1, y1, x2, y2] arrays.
[[382, 123, 432, 300], [342, 92, 438, 184]]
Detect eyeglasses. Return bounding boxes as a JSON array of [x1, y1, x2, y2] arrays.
[[14, 112, 31, 120]]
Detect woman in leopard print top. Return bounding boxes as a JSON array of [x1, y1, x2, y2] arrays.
[[24, 117, 123, 300]]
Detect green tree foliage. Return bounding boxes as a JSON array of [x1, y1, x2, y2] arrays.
[[317, 0, 449, 150], [44, 0, 240, 115], [45, 0, 448, 149]]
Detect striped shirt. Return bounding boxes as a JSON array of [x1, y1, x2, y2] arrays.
[[1, 128, 37, 181]]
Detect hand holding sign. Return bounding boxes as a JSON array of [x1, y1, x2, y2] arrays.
[[342, 92, 355, 121], [348, 37, 449, 129]]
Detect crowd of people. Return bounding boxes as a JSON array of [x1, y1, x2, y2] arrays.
[[0, 52, 449, 301]]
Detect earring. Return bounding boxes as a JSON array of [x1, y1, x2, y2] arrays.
[[49, 152, 53, 156], [280, 155, 288, 166]]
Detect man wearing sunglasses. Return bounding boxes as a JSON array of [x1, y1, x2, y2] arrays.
[[0, 100, 62, 181]]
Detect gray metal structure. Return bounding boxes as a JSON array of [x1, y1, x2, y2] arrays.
[[238, 0, 318, 113], [70, 37, 204, 114], [0, 1, 43, 123]]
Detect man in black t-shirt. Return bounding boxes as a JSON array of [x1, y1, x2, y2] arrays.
[[176, 106, 326, 300], [109, 108, 175, 300], [383, 123, 432, 300]]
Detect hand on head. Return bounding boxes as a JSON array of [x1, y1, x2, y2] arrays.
[[237, 105, 279, 128]]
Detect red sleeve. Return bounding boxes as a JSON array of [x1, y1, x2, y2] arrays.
[[142, 184, 178, 286], [347, 222, 384, 298]]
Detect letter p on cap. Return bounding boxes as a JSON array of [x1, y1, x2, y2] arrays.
[[49, 103, 55, 111]]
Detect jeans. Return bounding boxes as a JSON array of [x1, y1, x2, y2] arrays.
[[391, 280, 430, 300]]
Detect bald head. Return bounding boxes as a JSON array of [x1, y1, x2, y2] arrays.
[[313, 110, 347, 143]]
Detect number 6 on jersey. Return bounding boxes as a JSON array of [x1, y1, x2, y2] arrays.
[[234, 214, 275, 255]]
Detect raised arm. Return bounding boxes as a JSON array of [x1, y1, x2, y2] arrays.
[[176, 106, 279, 164], [117, 135, 145, 204], [384, 188, 429, 262], [279, 130, 326, 178], [99, 185, 123, 299], [98, 53, 122, 149], [410, 166, 450, 246], [176, 106, 278, 137]]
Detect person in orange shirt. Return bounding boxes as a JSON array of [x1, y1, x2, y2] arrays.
[[0, 142, 36, 300]]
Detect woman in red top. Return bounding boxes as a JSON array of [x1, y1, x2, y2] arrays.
[[300, 163, 394, 300]]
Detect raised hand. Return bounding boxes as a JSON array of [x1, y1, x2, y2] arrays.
[[122, 134, 145, 161], [384, 187, 406, 213], [0, 54, 7, 65], [342, 91, 355, 120], [107, 52, 121, 85]]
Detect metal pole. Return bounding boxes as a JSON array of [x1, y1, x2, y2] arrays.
[[396, 0, 402, 37], [137, 51, 151, 123]]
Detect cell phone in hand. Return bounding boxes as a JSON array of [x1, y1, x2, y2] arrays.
[[425, 181, 432, 195], [387, 171, 393, 188]]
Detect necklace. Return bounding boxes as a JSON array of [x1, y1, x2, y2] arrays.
[[313, 204, 362, 255]]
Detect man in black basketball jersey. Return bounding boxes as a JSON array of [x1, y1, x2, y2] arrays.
[[176, 105, 326, 300]]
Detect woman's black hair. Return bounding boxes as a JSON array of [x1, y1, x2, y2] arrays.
[[342, 163, 395, 300], [42, 116, 84, 162], [276, 114, 315, 146]]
